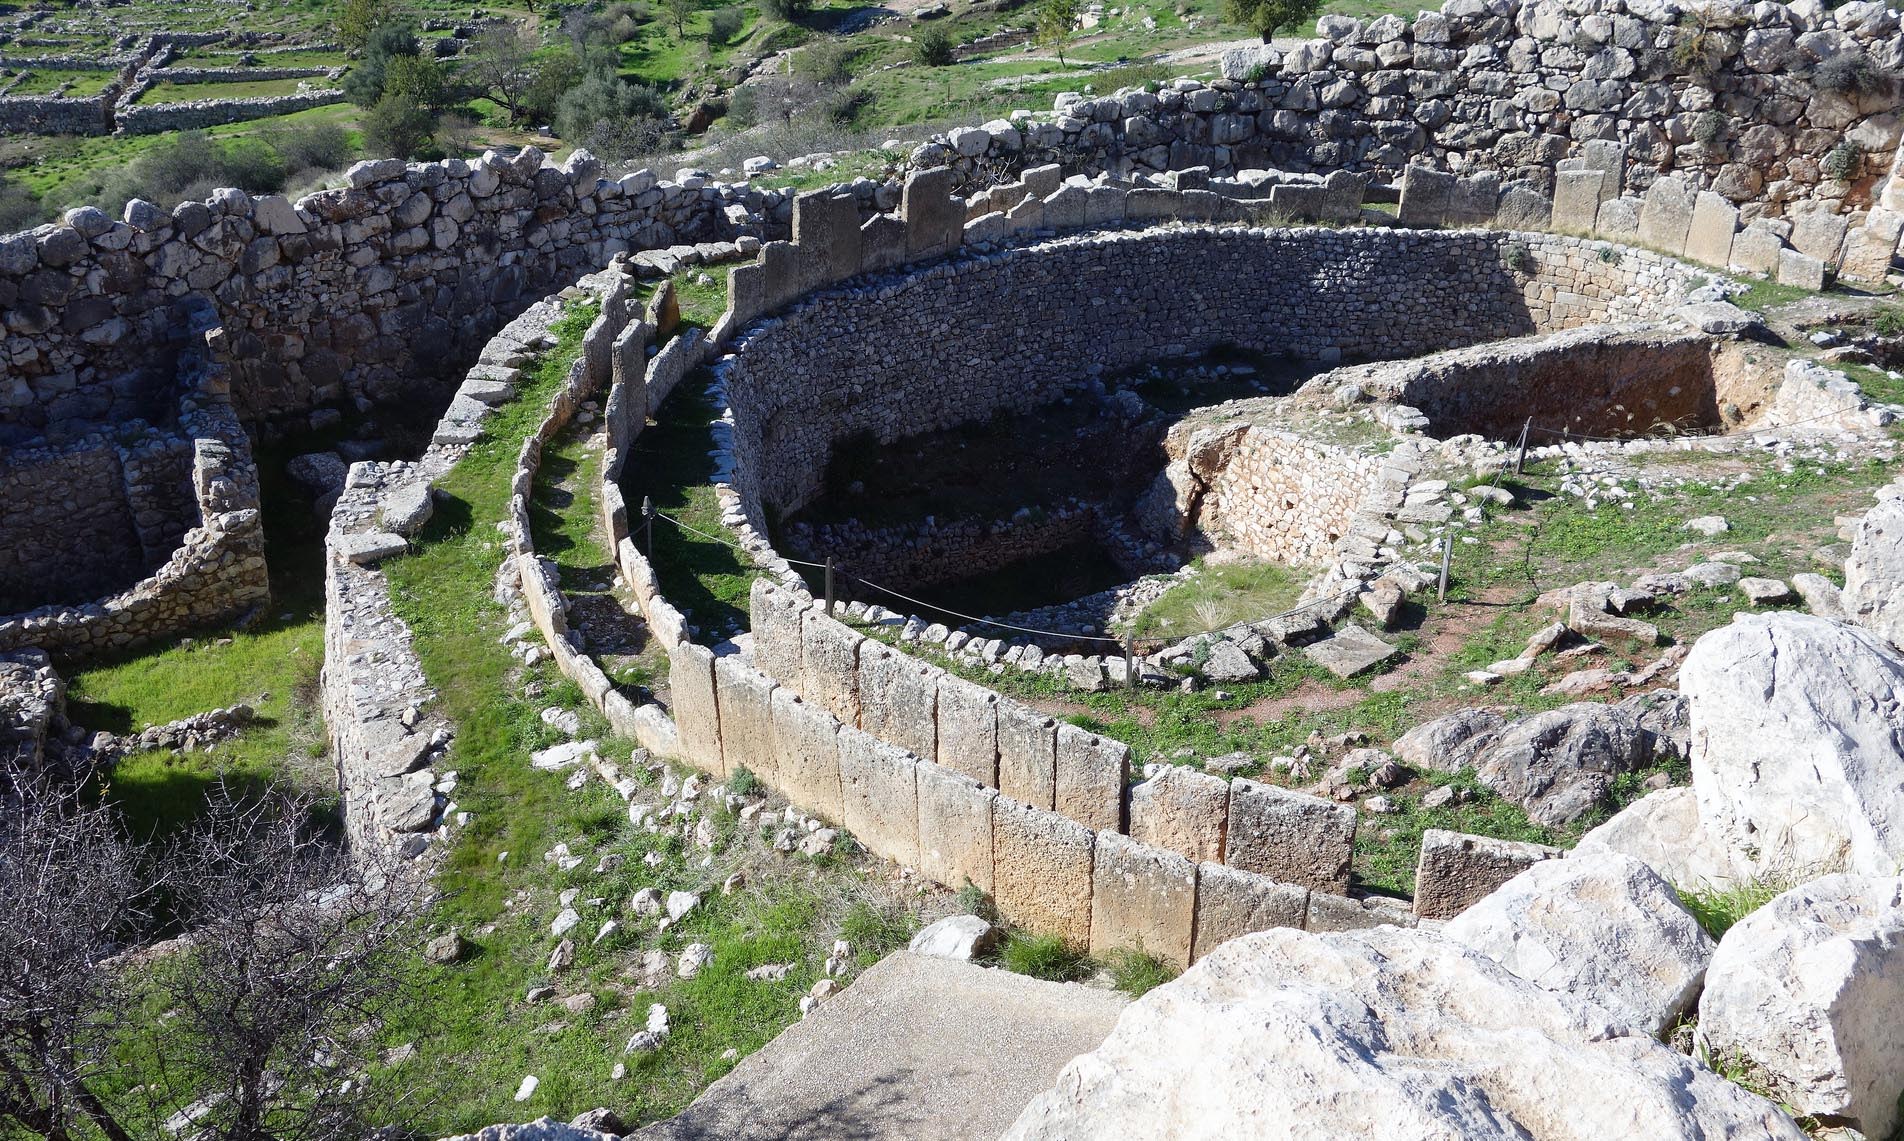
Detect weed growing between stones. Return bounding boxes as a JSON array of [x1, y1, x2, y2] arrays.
[[1676, 877, 1793, 941], [1104, 949, 1178, 998], [999, 932, 1092, 982]]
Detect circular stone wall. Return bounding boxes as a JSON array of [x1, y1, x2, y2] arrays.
[[716, 225, 1699, 529]]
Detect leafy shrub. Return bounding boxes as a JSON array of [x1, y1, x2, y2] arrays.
[[1814, 49, 1888, 96], [706, 7, 745, 44], [259, 120, 355, 174], [1000, 931, 1091, 981], [1823, 140, 1863, 181], [1223, 0, 1323, 40], [953, 880, 997, 923], [0, 174, 43, 232], [1669, 15, 1726, 78], [342, 20, 419, 107], [728, 766, 761, 796], [1502, 241, 1533, 273], [1875, 307, 1904, 338], [1691, 110, 1727, 149], [913, 25, 955, 66], [556, 70, 671, 160], [363, 91, 437, 159], [761, 0, 813, 21], [795, 40, 855, 88], [814, 86, 871, 125]]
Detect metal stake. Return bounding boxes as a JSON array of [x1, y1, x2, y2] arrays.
[[1514, 417, 1532, 475], [1438, 533, 1453, 602], [824, 557, 836, 618]]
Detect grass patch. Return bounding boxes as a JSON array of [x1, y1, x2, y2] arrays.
[[1677, 877, 1788, 941], [1104, 948, 1176, 998], [1128, 558, 1307, 643], [999, 931, 1091, 982]]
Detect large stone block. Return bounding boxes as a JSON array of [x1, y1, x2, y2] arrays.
[[792, 190, 863, 284], [1130, 766, 1230, 863], [1683, 191, 1739, 267], [1777, 247, 1827, 290], [838, 727, 920, 869], [750, 578, 807, 690], [1728, 222, 1784, 276], [997, 701, 1058, 810], [936, 673, 1000, 787], [610, 320, 650, 428], [858, 214, 907, 275], [902, 167, 962, 261], [1412, 828, 1561, 920], [1637, 176, 1695, 255], [1055, 723, 1129, 834], [1790, 211, 1849, 265], [1840, 210, 1903, 283], [1089, 833, 1197, 969], [1223, 780, 1355, 894], [992, 798, 1095, 947], [1191, 862, 1310, 962], [1578, 139, 1626, 200], [1595, 196, 1640, 238], [916, 762, 996, 895], [715, 654, 778, 785], [858, 643, 938, 759], [668, 641, 722, 775], [1552, 170, 1606, 235], [771, 687, 844, 823], [800, 608, 863, 727], [1396, 164, 1455, 227]]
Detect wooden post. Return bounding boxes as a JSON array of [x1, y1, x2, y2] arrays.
[[1514, 417, 1532, 475], [641, 496, 654, 555], [824, 557, 836, 618], [1123, 637, 1136, 690], [1438, 533, 1453, 602]]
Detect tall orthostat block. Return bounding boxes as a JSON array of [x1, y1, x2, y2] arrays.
[[1682, 191, 1738, 267], [792, 190, 863, 285], [837, 727, 919, 869], [668, 641, 722, 777], [1552, 170, 1606, 234], [1130, 766, 1230, 863], [1055, 723, 1129, 834], [992, 798, 1095, 946], [1397, 165, 1455, 227], [936, 673, 1000, 787], [1637, 176, 1695, 255], [770, 687, 844, 824], [749, 579, 806, 691], [916, 763, 996, 895], [1223, 780, 1355, 894], [800, 609, 863, 727], [1413, 828, 1561, 920], [903, 167, 962, 261], [714, 655, 777, 784], [1090, 833, 1198, 968], [996, 701, 1058, 810], [1192, 862, 1310, 962], [858, 645, 938, 759]]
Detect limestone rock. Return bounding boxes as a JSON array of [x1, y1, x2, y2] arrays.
[[439, 1116, 618, 1141], [1576, 787, 1747, 891], [1697, 874, 1904, 1140], [1443, 850, 1714, 1038], [1392, 707, 1505, 772], [1844, 495, 1904, 650], [1471, 703, 1651, 827], [1002, 926, 1806, 1141], [908, 914, 1000, 961], [1682, 613, 1904, 879], [1302, 624, 1399, 679]]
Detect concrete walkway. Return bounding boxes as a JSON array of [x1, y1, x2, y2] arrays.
[[635, 952, 1128, 1141]]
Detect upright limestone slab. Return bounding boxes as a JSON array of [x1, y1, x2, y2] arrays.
[[916, 762, 996, 895], [1191, 862, 1309, 963], [838, 727, 920, 869], [1055, 724, 1129, 834], [750, 579, 806, 692], [770, 687, 844, 824], [1728, 223, 1784, 276], [714, 654, 777, 784], [668, 641, 723, 777], [1552, 170, 1606, 235], [902, 168, 962, 261], [1223, 780, 1355, 894], [1130, 766, 1230, 863], [1397, 165, 1455, 227], [1637, 176, 1695, 256], [1683, 191, 1739, 267], [858, 644, 938, 759], [800, 608, 863, 727], [1413, 828, 1560, 920], [1089, 833, 1197, 968], [936, 673, 1001, 787], [993, 798, 1095, 947], [997, 701, 1058, 810], [792, 190, 863, 286]]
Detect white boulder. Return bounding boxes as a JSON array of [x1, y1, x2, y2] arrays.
[[1681, 613, 1904, 879], [1002, 926, 1805, 1140], [1576, 787, 1748, 892], [1843, 493, 1904, 650], [1697, 875, 1904, 1140], [908, 914, 1000, 961], [1443, 850, 1714, 1038]]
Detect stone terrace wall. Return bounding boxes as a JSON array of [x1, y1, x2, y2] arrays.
[[116, 88, 347, 135], [0, 320, 269, 661], [1192, 429, 1388, 567], [0, 437, 148, 611], [916, 0, 1903, 223], [0, 150, 766, 438], [718, 223, 1698, 525]]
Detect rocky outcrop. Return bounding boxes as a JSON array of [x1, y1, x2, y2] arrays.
[[1697, 875, 1904, 1141], [1442, 850, 1713, 1038], [1003, 925, 1804, 1140], [1470, 702, 1652, 827], [1681, 612, 1904, 880], [1576, 787, 1747, 892]]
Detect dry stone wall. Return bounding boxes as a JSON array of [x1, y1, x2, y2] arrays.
[[912, 0, 1903, 228]]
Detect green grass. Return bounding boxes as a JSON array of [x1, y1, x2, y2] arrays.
[[1104, 949, 1176, 998], [1128, 559, 1308, 643], [139, 76, 323, 102], [1729, 278, 1817, 313], [999, 931, 1091, 982], [668, 269, 730, 330], [621, 375, 763, 638], [1676, 877, 1789, 940]]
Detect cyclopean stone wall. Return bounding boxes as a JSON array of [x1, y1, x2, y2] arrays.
[[716, 222, 1698, 531], [911, 0, 1903, 227], [0, 317, 269, 661]]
